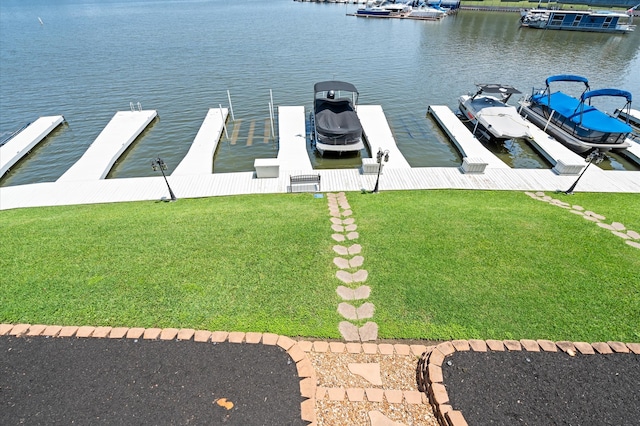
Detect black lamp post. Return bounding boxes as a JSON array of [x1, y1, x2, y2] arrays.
[[563, 150, 606, 195], [371, 148, 390, 193], [151, 157, 177, 201]]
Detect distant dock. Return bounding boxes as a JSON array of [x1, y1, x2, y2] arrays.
[[0, 116, 65, 178], [57, 110, 157, 182]]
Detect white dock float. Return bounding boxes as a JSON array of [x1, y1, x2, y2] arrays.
[[172, 108, 228, 176], [57, 110, 157, 182], [276, 105, 312, 172], [428, 105, 510, 173], [525, 124, 586, 175], [357, 105, 411, 172], [623, 137, 640, 164], [0, 116, 65, 177]]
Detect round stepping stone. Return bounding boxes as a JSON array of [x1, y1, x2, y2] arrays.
[[626, 240, 640, 249], [353, 285, 371, 300], [338, 321, 360, 341], [356, 302, 375, 319], [348, 363, 382, 385], [345, 224, 358, 232], [346, 231, 359, 240], [612, 231, 631, 240], [336, 270, 353, 283], [535, 191, 545, 197], [342, 209, 353, 217], [583, 215, 600, 222], [330, 217, 342, 225], [333, 257, 350, 269], [611, 222, 626, 231], [596, 223, 616, 231], [524, 191, 536, 198], [349, 255, 365, 268], [584, 211, 606, 220], [336, 286, 356, 300], [331, 224, 345, 232], [343, 218, 355, 225], [332, 234, 346, 242], [572, 205, 585, 211], [333, 245, 348, 255], [338, 303, 358, 320], [352, 269, 368, 282], [348, 244, 362, 255], [359, 322, 378, 341], [627, 230, 640, 240]]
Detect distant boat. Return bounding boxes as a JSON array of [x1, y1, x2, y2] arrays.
[[518, 75, 633, 154], [520, 8, 636, 33], [355, 0, 410, 17], [38, 17, 44, 25], [406, 2, 447, 20]]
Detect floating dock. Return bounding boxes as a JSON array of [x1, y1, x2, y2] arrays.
[[427, 105, 510, 169], [172, 108, 229, 176], [623, 137, 640, 164], [277, 105, 312, 171], [357, 105, 411, 169], [0, 116, 65, 177], [524, 123, 586, 175], [57, 110, 157, 182]]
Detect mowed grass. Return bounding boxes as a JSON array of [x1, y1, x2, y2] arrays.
[[1, 190, 638, 342]]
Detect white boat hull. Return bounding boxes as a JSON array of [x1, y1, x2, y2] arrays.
[[459, 94, 532, 140]]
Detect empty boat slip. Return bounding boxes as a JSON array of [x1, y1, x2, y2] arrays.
[[357, 105, 411, 169], [172, 108, 229, 176], [57, 110, 157, 182], [0, 116, 65, 177]]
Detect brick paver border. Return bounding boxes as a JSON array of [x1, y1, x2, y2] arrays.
[[416, 339, 640, 426]]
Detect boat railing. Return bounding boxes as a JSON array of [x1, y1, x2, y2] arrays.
[[0, 121, 31, 147]]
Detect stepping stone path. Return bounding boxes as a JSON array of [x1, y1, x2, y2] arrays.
[[524, 191, 640, 250], [327, 192, 378, 341]]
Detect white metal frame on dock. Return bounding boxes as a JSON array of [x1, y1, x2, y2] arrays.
[[57, 110, 157, 182], [0, 116, 65, 177]]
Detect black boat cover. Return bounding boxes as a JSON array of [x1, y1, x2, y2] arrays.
[[476, 84, 521, 95], [315, 99, 362, 139]]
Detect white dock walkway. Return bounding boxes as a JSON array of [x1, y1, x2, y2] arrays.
[[525, 124, 586, 175], [428, 105, 510, 169], [0, 116, 65, 177], [357, 105, 411, 169], [277, 106, 312, 171], [172, 108, 228, 176], [57, 110, 157, 182]]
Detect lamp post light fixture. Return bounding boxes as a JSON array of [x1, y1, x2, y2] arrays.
[[371, 148, 390, 193], [563, 150, 606, 195], [151, 157, 177, 201]]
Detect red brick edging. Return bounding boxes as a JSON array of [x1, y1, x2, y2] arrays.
[[0, 323, 317, 424], [416, 339, 640, 426]]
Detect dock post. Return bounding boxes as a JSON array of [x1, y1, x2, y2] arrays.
[[227, 90, 235, 122], [219, 104, 229, 140]]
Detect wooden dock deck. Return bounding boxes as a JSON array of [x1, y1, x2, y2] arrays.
[[277, 106, 312, 171], [0, 116, 65, 177], [57, 110, 157, 182], [172, 108, 228, 176], [357, 105, 411, 169], [427, 105, 510, 169]]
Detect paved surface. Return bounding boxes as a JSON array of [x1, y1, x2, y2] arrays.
[[0, 335, 303, 425]]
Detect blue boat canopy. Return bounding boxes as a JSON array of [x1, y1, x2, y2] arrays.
[[545, 75, 590, 87], [581, 89, 632, 103]]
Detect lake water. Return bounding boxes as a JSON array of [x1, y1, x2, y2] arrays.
[[1, 0, 639, 186]]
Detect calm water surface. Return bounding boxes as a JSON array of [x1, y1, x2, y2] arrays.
[[1, 0, 639, 186]]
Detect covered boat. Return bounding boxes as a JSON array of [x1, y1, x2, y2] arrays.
[[311, 81, 365, 156], [356, 0, 411, 17], [520, 8, 635, 33], [518, 75, 632, 153], [458, 84, 532, 141]]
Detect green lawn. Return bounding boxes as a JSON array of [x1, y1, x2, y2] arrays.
[[1, 190, 638, 342]]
